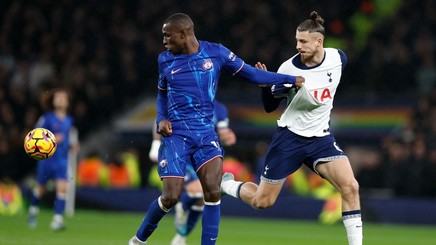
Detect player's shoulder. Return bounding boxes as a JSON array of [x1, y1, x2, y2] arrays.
[[43, 111, 55, 118], [325, 48, 347, 68], [199, 40, 228, 55], [158, 51, 172, 62], [278, 54, 298, 73], [199, 40, 221, 48]]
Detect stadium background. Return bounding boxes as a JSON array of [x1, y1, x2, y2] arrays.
[[1, 0, 436, 230]]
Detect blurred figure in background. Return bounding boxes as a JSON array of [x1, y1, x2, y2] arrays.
[[28, 88, 79, 231]]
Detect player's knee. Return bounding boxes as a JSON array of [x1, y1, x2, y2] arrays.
[[341, 179, 360, 198], [160, 194, 180, 208], [203, 190, 221, 202]]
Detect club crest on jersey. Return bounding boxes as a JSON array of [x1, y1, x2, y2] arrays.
[[327, 72, 332, 83], [202, 59, 214, 70], [159, 159, 168, 168]]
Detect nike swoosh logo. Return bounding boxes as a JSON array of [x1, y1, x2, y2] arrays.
[[171, 68, 182, 74], [211, 237, 218, 241]]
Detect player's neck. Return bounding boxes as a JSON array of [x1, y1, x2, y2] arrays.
[[185, 38, 199, 55], [305, 48, 325, 66], [54, 109, 67, 118]]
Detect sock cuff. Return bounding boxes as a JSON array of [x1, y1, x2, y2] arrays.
[[204, 200, 221, 206], [191, 205, 204, 211], [342, 210, 361, 220], [158, 196, 170, 212], [187, 192, 203, 198], [56, 192, 67, 200], [236, 182, 245, 198]]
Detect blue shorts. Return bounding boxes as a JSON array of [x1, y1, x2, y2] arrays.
[[157, 125, 223, 178], [36, 157, 68, 185], [261, 127, 347, 184]]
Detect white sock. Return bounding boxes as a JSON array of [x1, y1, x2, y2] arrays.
[[343, 212, 363, 245], [221, 180, 243, 198]]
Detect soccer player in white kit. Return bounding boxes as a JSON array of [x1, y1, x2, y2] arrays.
[[221, 11, 363, 245]]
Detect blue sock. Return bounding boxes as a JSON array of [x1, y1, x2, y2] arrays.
[[136, 197, 169, 242], [201, 201, 220, 245], [186, 206, 203, 235], [180, 191, 199, 210], [54, 194, 66, 215], [30, 190, 40, 206]]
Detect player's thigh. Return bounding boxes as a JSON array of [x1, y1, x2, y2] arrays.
[[316, 157, 356, 193], [196, 157, 223, 200], [161, 177, 185, 199], [55, 180, 68, 193]]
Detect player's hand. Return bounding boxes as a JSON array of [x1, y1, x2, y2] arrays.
[[294, 76, 305, 89], [218, 128, 237, 146], [55, 133, 64, 143], [157, 119, 173, 137], [255, 62, 267, 71], [255, 62, 271, 88]]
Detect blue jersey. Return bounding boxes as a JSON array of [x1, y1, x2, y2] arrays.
[[156, 40, 296, 128], [36, 112, 74, 162]]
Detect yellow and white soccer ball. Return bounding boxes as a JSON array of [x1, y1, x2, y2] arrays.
[[24, 128, 57, 160]]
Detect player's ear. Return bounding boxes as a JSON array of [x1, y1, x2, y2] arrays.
[[180, 30, 186, 39]]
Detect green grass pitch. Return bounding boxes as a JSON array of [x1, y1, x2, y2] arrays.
[[1, 208, 435, 244]]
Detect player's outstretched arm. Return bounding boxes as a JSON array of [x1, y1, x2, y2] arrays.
[[236, 63, 305, 87]]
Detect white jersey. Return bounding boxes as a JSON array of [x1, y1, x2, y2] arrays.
[[276, 48, 346, 137]]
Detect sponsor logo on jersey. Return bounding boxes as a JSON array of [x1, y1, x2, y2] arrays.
[[171, 68, 182, 74], [228, 52, 236, 61]]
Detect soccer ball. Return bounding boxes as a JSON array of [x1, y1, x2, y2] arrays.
[[24, 128, 57, 160]]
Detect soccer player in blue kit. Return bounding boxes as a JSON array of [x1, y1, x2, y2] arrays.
[[149, 100, 236, 245], [129, 13, 304, 245], [221, 11, 363, 245], [28, 88, 78, 231]]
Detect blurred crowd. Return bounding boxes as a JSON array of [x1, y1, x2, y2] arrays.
[[352, 90, 436, 198], [0, 0, 436, 198]]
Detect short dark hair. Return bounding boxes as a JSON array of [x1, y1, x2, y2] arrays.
[[164, 13, 194, 31], [297, 11, 325, 35]]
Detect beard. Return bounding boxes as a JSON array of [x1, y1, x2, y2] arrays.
[[300, 51, 315, 64]]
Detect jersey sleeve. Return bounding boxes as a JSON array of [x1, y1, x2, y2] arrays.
[[338, 49, 347, 70], [157, 54, 168, 90], [218, 44, 297, 85], [156, 55, 168, 123], [260, 86, 285, 113]]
